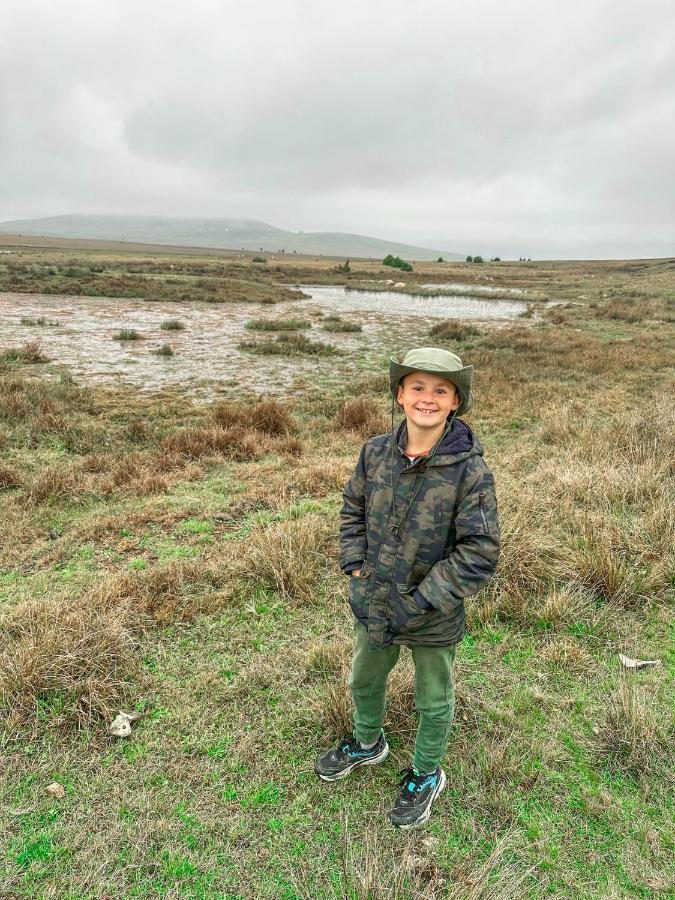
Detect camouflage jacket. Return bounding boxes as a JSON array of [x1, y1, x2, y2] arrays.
[[340, 417, 500, 650]]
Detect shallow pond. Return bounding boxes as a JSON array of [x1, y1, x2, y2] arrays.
[[0, 284, 528, 396], [294, 285, 528, 319]]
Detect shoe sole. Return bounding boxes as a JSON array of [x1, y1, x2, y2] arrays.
[[316, 742, 389, 782], [390, 768, 447, 830]]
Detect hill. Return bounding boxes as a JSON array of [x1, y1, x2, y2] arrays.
[[0, 214, 463, 261]]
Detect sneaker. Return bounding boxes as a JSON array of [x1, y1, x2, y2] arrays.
[[314, 732, 389, 782], [387, 765, 446, 829]]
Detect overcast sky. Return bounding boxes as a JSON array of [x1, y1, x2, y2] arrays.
[[1, 0, 674, 259]]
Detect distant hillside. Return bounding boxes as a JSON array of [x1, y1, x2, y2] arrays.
[[0, 214, 463, 261]]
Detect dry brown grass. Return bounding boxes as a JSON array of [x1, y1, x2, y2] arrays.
[[429, 320, 481, 341], [241, 514, 332, 605], [596, 678, 670, 778], [539, 637, 596, 675], [161, 425, 263, 461], [0, 339, 49, 365], [290, 459, 352, 497], [212, 397, 297, 436], [0, 592, 140, 734], [0, 462, 22, 489], [335, 398, 388, 438]]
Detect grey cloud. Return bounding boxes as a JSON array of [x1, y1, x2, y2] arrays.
[[1, 0, 673, 257]]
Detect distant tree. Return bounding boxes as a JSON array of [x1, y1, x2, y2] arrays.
[[383, 254, 413, 272], [473, 255, 484, 264], [437, 256, 444, 263], [491, 256, 501, 262], [342, 259, 351, 272], [466, 255, 473, 263]]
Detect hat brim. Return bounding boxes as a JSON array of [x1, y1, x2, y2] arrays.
[[389, 359, 474, 416]]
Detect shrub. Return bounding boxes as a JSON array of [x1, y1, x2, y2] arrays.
[[113, 329, 141, 341], [160, 319, 185, 331], [596, 679, 669, 777], [382, 254, 413, 272], [252, 256, 267, 263]]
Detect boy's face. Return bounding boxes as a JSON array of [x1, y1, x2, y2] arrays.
[[396, 371, 459, 431]]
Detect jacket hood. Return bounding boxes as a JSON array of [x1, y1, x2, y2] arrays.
[[395, 416, 483, 464]]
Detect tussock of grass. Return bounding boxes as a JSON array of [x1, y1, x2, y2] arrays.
[[244, 317, 311, 331], [238, 333, 338, 357], [0, 592, 140, 734], [160, 319, 185, 330], [321, 316, 362, 333], [113, 328, 141, 341], [596, 679, 670, 777], [212, 398, 296, 436], [539, 636, 596, 675], [0, 340, 49, 365], [242, 514, 331, 605], [0, 462, 22, 490], [152, 343, 174, 357], [289, 459, 352, 497], [429, 320, 481, 341], [335, 398, 388, 438], [161, 425, 262, 461]]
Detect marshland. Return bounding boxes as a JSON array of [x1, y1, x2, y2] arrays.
[[0, 240, 673, 898]]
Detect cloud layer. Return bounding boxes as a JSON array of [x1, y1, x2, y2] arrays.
[[1, 0, 673, 258]]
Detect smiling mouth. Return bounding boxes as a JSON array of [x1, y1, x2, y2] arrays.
[[415, 408, 439, 416]]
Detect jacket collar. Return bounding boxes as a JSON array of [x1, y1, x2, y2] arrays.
[[395, 417, 474, 458]]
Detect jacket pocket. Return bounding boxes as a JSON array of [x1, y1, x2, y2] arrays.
[[391, 583, 429, 633], [348, 562, 372, 620]]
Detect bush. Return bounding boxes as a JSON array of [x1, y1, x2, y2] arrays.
[[252, 256, 267, 263], [382, 255, 413, 272], [160, 319, 185, 331]]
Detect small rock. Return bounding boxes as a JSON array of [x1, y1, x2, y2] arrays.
[[46, 782, 65, 799], [108, 709, 144, 738]]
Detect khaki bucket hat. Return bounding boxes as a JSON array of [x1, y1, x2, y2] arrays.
[[389, 347, 473, 416]]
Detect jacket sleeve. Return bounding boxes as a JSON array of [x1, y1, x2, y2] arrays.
[[339, 442, 368, 574], [416, 458, 500, 614]]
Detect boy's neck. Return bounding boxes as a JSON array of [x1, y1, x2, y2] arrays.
[[404, 418, 449, 454]]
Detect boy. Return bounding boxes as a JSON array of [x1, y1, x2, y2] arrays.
[[315, 347, 500, 829]]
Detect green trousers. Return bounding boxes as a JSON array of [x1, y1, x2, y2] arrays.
[[348, 620, 457, 774]]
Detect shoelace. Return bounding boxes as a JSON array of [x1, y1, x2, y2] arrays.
[[396, 766, 433, 799]]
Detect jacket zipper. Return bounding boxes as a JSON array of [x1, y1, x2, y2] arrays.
[[478, 492, 489, 534]]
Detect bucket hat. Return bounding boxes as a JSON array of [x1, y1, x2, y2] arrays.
[[389, 347, 473, 416]]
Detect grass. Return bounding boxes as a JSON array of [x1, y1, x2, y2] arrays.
[[0, 249, 673, 897], [238, 332, 338, 357], [321, 315, 362, 333], [160, 319, 185, 331], [244, 317, 312, 331], [113, 328, 142, 341], [153, 343, 175, 357]]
